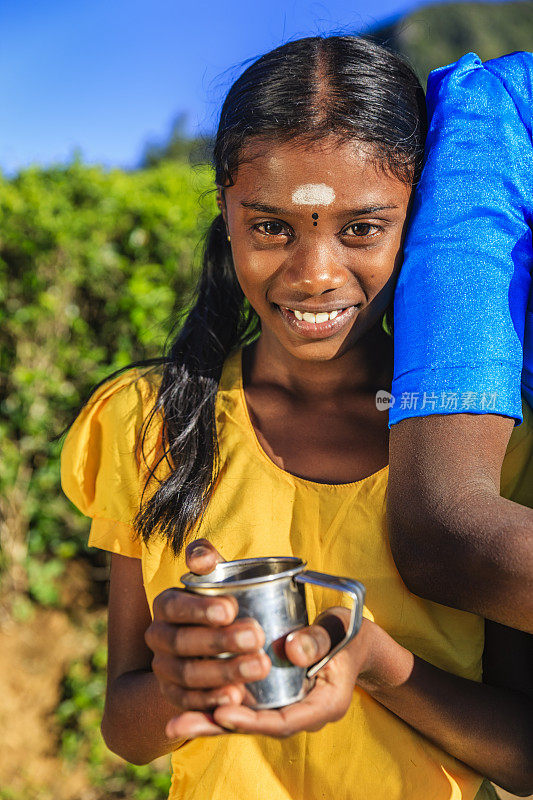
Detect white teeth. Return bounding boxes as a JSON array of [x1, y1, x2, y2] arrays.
[[287, 307, 345, 323]]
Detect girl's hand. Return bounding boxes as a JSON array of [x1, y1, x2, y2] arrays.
[[145, 539, 271, 725], [165, 608, 375, 739]]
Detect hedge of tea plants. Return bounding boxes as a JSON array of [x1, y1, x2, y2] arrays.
[[0, 158, 217, 600]]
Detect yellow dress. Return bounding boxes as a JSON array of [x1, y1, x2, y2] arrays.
[[61, 349, 533, 800]]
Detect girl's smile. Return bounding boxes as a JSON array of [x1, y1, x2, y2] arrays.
[[276, 303, 360, 340]]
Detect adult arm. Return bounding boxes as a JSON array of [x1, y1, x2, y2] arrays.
[[389, 53, 533, 629], [388, 413, 533, 631]]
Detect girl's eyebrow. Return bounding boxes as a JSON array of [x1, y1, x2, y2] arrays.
[[240, 200, 287, 214], [346, 205, 399, 216], [240, 200, 399, 216]]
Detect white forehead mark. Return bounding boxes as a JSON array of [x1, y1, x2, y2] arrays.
[[291, 184, 336, 206]]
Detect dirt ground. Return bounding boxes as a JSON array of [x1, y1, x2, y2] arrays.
[[0, 578, 529, 800], [0, 602, 102, 799]]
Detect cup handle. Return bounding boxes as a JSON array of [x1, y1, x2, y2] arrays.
[[294, 571, 366, 679]]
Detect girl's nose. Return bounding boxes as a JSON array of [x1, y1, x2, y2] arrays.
[[282, 241, 348, 296]]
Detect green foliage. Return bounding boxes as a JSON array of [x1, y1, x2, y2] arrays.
[[141, 112, 213, 168], [26, 557, 65, 605], [370, 1, 533, 82], [0, 158, 216, 597], [56, 616, 171, 799]]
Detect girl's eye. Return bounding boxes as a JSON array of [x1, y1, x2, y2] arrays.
[[253, 221, 289, 237], [343, 223, 381, 238]]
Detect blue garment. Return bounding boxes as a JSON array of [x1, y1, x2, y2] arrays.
[[390, 51, 533, 427]]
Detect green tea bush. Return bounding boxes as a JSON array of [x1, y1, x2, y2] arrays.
[[0, 158, 217, 595]]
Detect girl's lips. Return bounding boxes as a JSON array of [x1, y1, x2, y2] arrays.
[[276, 304, 360, 339]]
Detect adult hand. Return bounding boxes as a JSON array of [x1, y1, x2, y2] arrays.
[[165, 606, 374, 740], [145, 539, 271, 728]]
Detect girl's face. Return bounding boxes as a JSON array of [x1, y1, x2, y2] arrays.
[[220, 137, 412, 362]]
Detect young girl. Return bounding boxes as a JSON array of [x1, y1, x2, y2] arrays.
[[61, 36, 533, 800]]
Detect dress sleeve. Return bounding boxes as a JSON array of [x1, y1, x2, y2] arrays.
[[60, 369, 161, 558], [390, 52, 533, 427]]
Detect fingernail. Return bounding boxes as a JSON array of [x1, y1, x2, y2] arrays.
[[298, 634, 318, 659], [235, 629, 257, 649], [190, 545, 208, 558], [221, 720, 236, 731], [206, 604, 228, 624], [239, 659, 263, 680]]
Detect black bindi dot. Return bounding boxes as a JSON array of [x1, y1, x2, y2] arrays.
[[312, 212, 319, 226], [313, 221, 318, 226]]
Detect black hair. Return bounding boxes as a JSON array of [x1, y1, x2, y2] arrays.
[[135, 35, 426, 554]]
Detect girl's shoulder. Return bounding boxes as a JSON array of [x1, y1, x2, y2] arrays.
[[63, 365, 164, 464], [85, 365, 163, 417], [60, 365, 164, 525]]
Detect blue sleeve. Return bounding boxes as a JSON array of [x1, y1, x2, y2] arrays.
[[390, 51, 533, 427]]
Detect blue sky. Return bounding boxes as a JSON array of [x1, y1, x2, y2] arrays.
[[0, 0, 505, 173]]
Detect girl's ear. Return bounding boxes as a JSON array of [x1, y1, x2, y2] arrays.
[[216, 187, 228, 225]]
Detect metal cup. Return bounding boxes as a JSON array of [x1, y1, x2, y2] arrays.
[[180, 556, 365, 709]]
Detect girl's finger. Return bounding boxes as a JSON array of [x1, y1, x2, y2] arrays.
[[185, 538, 226, 574], [285, 624, 331, 667], [148, 618, 264, 657], [214, 704, 297, 737], [155, 650, 271, 689], [166, 711, 229, 739], [151, 589, 238, 626], [213, 699, 324, 737], [162, 681, 246, 711], [214, 680, 347, 737], [285, 606, 352, 667]]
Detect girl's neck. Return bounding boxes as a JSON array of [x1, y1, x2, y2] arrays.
[[240, 323, 392, 485], [244, 325, 393, 401]]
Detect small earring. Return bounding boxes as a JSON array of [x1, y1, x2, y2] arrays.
[[227, 234, 231, 242]]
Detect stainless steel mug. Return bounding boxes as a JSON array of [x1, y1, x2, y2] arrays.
[[180, 556, 365, 709]]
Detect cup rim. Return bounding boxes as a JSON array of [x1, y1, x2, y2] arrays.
[[180, 556, 306, 590]]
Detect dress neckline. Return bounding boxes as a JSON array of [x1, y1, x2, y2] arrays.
[[219, 348, 389, 491]]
